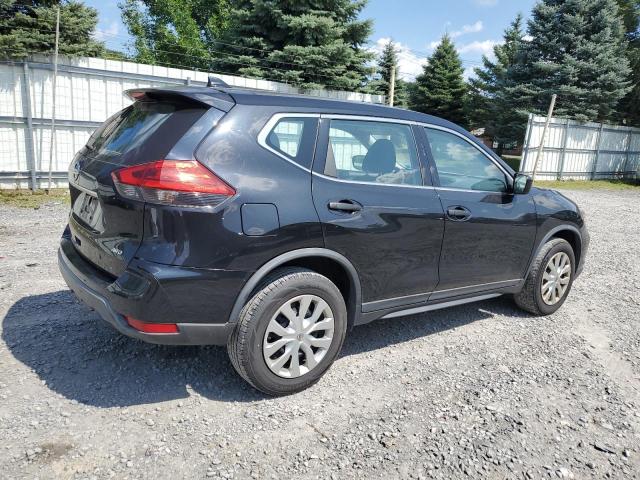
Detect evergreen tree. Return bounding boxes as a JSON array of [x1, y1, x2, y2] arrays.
[[507, 0, 631, 124], [120, 0, 230, 69], [0, 0, 104, 60], [368, 41, 407, 107], [616, 0, 639, 125], [409, 34, 467, 125], [213, 0, 374, 91], [467, 14, 526, 152]]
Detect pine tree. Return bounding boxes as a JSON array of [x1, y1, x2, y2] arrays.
[[616, 0, 639, 125], [213, 0, 374, 91], [368, 41, 407, 107], [120, 0, 230, 69], [507, 0, 631, 123], [467, 14, 526, 152], [409, 34, 467, 125], [0, 0, 104, 60]]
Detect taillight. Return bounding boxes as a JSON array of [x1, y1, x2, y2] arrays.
[[111, 160, 235, 207]]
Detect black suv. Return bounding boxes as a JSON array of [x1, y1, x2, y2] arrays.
[[58, 85, 588, 395]]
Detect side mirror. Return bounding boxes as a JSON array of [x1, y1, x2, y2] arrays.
[[513, 173, 533, 195]]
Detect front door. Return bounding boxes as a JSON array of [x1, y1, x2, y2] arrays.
[[312, 117, 444, 312], [422, 126, 537, 295]]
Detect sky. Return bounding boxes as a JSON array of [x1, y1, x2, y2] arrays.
[[87, 0, 538, 80]]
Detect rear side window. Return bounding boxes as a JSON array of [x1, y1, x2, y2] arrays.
[[86, 101, 206, 165], [264, 117, 318, 169], [324, 119, 422, 186]]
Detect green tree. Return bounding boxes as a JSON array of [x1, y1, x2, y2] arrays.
[[120, 0, 230, 69], [213, 0, 374, 91], [409, 34, 467, 125], [616, 0, 639, 125], [368, 41, 407, 107], [507, 0, 631, 124], [467, 14, 526, 153], [0, 0, 104, 60]]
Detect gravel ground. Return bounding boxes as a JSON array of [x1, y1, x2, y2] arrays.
[[0, 188, 639, 480]]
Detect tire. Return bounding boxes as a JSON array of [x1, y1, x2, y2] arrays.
[[514, 238, 575, 316], [227, 267, 347, 396]]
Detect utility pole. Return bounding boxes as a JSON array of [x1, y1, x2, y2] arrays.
[[531, 94, 557, 181], [47, 5, 60, 193], [388, 66, 396, 107]]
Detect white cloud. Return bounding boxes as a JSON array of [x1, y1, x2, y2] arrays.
[[473, 0, 499, 6], [370, 37, 427, 81], [463, 66, 477, 80], [94, 21, 120, 41], [457, 40, 500, 56], [451, 21, 484, 39]]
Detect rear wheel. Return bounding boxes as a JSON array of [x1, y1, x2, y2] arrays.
[[227, 268, 347, 396], [514, 238, 575, 315]]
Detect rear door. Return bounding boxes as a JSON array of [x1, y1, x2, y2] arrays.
[[422, 126, 537, 295], [312, 116, 444, 312], [68, 98, 212, 276]]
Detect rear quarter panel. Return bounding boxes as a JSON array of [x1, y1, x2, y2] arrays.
[[150, 104, 324, 271]]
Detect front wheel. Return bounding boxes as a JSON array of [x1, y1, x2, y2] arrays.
[[514, 238, 575, 316], [227, 268, 347, 396]]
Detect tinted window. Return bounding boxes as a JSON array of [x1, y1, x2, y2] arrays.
[[424, 128, 507, 192], [325, 120, 421, 186], [86, 101, 206, 165], [266, 117, 318, 169]]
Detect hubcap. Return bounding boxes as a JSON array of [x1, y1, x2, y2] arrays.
[[263, 295, 335, 378], [541, 252, 571, 305]]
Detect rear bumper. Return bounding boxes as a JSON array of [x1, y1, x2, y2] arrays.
[[58, 236, 241, 345]]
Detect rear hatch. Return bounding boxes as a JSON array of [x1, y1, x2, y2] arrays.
[[68, 93, 219, 277]]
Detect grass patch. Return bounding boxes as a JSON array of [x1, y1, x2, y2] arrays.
[[0, 189, 70, 208], [501, 155, 522, 171], [535, 179, 640, 190]]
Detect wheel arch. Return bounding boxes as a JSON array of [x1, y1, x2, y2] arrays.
[[228, 248, 362, 329], [525, 225, 583, 279]]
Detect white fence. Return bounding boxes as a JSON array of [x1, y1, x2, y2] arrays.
[[520, 114, 640, 180], [0, 55, 385, 189]]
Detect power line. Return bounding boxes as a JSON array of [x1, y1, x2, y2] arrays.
[[22, 25, 375, 85]]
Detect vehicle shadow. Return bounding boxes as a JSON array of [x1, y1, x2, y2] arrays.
[[2, 290, 529, 407]]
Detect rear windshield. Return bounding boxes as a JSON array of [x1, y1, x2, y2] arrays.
[[85, 101, 206, 164]]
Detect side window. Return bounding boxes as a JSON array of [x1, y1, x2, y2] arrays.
[[424, 128, 508, 192], [325, 120, 421, 186], [265, 117, 317, 168]]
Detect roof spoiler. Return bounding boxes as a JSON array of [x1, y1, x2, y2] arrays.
[[124, 87, 235, 112], [207, 76, 229, 88]]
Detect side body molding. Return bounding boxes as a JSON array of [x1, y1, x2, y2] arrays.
[[227, 248, 363, 327]]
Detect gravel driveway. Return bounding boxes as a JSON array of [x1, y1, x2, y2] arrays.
[[0, 188, 639, 479]]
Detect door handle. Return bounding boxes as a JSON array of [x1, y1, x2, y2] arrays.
[[446, 205, 471, 221], [328, 200, 362, 213]]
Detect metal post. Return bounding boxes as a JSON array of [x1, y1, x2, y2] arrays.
[[522, 113, 534, 173], [388, 66, 396, 107], [185, 76, 191, 86], [621, 130, 633, 179], [591, 123, 604, 180], [47, 5, 60, 193], [532, 94, 557, 181], [21, 62, 37, 190], [557, 119, 570, 181]]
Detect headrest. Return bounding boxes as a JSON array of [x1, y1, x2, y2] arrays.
[[362, 139, 396, 175]]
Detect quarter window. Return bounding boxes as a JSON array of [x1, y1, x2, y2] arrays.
[[265, 117, 317, 168], [324, 120, 421, 186], [424, 128, 508, 192]]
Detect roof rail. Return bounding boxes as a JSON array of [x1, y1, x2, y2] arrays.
[[207, 76, 229, 88]]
